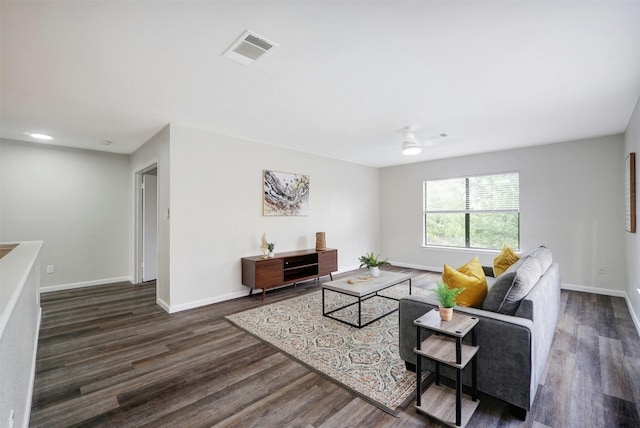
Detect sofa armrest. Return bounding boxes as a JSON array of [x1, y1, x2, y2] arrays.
[[514, 263, 561, 402], [399, 295, 535, 410]]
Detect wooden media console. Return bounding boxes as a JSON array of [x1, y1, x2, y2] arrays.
[[241, 248, 338, 300]]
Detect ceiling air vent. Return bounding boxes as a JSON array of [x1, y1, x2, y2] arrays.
[[222, 30, 278, 65]]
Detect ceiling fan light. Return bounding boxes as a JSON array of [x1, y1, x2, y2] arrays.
[[29, 133, 53, 140], [402, 141, 422, 155]]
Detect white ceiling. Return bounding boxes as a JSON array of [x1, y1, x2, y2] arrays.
[[2, 1, 640, 168]]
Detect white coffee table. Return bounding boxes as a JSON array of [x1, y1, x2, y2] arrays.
[[322, 270, 412, 328]]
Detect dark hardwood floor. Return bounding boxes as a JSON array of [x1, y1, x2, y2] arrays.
[[30, 267, 640, 427]]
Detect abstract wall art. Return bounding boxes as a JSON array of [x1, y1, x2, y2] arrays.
[[263, 170, 310, 216]]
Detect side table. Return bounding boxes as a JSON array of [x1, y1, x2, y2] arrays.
[[413, 309, 480, 427]]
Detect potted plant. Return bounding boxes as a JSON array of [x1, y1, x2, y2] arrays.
[[358, 252, 390, 277], [433, 280, 464, 321], [267, 242, 275, 258]]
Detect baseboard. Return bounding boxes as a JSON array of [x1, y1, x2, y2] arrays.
[[23, 307, 41, 428], [164, 268, 362, 314], [560, 283, 626, 297], [389, 261, 443, 273], [167, 290, 248, 313], [40, 276, 133, 293], [337, 264, 361, 274], [156, 297, 170, 313], [142, 265, 640, 336]]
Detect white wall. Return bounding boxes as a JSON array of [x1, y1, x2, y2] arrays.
[[625, 95, 640, 330], [167, 124, 380, 311], [130, 125, 171, 308], [0, 139, 130, 289], [380, 135, 626, 294]]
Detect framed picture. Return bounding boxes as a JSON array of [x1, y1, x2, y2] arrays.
[[263, 170, 310, 216], [626, 152, 636, 233]]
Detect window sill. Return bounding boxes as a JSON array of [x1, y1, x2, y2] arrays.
[[420, 245, 506, 255]]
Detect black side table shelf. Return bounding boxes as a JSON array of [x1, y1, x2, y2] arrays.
[[413, 309, 480, 427]]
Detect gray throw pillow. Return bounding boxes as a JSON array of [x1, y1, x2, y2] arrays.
[[482, 246, 552, 315]]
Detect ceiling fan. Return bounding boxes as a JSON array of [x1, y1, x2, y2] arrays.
[[401, 125, 463, 155]]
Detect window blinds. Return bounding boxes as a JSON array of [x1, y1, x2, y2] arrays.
[[424, 172, 519, 213]]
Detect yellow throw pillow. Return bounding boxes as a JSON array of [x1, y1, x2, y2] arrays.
[[442, 256, 488, 308], [493, 246, 520, 277]]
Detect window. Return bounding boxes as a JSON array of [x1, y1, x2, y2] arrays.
[[423, 172, 519, 250]]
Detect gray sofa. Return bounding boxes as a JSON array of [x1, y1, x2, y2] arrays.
[[399, 246, 561, 419]]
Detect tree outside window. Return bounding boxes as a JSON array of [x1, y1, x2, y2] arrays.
[[423, 172, 519, 250]]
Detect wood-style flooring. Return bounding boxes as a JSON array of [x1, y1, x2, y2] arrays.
[[30, 267, 640, 427]]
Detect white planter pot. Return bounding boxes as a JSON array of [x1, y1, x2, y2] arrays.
[[369, 266, 380, 277], [268, 252, 274, 258]]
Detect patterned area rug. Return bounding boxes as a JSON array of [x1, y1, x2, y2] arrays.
[[225, 283, 432, 415]]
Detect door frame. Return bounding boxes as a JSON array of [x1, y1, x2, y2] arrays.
[[134, 162, 158, 284]]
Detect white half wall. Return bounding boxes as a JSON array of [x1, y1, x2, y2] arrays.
[[625, 95, 640, 332], [0, 241, 42, 428], [130, 125, 171, 307], [380, 135, 626, 293], [167, 124, 379, 311], [0, 139, 131, 289]]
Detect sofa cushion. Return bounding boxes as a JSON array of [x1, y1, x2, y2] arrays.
[[483, 246, 552, 315], [442, 256, 488, 308], [493, 246, 520, 276]]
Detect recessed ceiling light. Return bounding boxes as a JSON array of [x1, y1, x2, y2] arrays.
[[100, 140, 113, 145], [29, 133, 53, 140]]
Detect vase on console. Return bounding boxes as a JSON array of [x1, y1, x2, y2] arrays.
[[369, 266, 380, 277], [315, 232, 326, 251]]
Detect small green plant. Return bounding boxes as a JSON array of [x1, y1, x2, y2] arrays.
[[267, 242, 275, 252], [433, 280, 465, 308], [358, 252, 390, 268]]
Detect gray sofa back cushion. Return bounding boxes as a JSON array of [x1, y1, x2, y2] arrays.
[[482, 246, 552, 315]]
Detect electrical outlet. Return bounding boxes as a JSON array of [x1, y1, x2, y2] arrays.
[[597, 266, 605, 275], [46, 265, 54, 274]]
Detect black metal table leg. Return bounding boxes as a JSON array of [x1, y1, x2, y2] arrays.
[[472, 328, 478, 401], [416, 325, 422, 407], [322, 288, 326, 316], [456, 367, 462, 426]]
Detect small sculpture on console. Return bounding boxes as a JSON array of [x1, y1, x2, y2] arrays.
[[260, 233, 269, 259], [261, 233, 276, 258]]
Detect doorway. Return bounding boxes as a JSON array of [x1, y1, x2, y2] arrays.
[[134, 164, 158, 284]]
